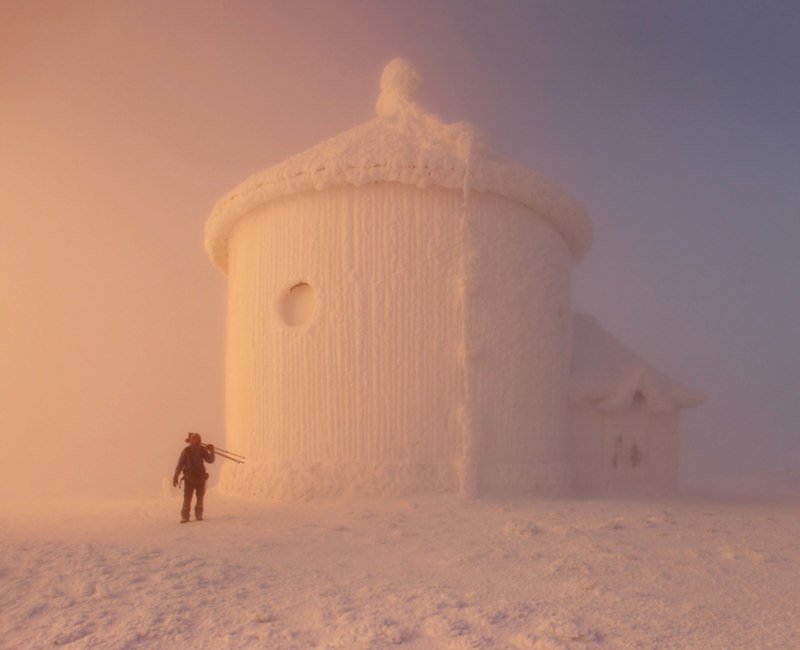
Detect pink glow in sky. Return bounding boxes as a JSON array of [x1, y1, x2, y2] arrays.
[[1, 1, 798, 498]]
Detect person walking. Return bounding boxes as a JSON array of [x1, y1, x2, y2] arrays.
[[173, 432, 215, 523]]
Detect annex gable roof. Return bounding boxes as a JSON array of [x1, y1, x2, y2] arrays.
[[570, 313, 706, 413]]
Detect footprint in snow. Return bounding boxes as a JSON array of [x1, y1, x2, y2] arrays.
[[503, 520, 542, 538]]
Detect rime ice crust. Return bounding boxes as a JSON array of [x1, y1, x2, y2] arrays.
[[205, 58, 592, 273]]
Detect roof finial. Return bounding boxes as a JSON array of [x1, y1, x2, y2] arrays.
[[376, 57, 421, 117]]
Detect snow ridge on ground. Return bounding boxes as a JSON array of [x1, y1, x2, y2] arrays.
[[2, 493, 798, 648]]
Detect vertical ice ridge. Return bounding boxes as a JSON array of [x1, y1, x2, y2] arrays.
[[457, 132, 478, 498]]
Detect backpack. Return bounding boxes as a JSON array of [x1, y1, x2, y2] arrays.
[[183, 446, 209, 483]]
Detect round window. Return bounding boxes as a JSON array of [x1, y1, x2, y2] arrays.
[[279, 282, 316, 326]]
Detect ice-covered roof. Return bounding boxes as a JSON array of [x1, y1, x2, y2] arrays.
[[570, 313, 706, 413], [205, 58, 593, 272]]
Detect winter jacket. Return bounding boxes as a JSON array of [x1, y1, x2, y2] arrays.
[[174, 445, 215, 484]]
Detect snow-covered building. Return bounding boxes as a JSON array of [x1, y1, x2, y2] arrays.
[[205, 58, 703, 499], [569, 314, 704, 493]]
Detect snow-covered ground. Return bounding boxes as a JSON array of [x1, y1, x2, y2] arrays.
[[2, 492, 798, 648]]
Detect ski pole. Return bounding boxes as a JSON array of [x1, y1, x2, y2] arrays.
[[206, 445, 245, 459], [213, 449, 245, 464], [197, 444, 245, 464], [200, 443, 245, 461]]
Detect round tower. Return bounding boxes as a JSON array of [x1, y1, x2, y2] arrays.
[[205, 59, 592, 498]]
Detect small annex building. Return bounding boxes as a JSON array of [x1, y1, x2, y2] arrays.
[[204, 58, 704, 499], [569, 314, 705, 493]]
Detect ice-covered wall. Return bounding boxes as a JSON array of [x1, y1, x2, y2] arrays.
[[221, 182, 573, 498]]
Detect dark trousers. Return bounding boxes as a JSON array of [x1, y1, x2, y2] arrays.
[[181, 479, 206, 520]]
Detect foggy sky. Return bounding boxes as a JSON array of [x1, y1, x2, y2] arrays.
[[1, 1, 798, 498]]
